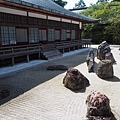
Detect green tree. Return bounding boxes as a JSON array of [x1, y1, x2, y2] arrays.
[[81, 2, 120, 44], [52, 0, 67, 8], [74, 0, 86, 8], [112, 0, 120, 1], [97, 0, 109, 4]]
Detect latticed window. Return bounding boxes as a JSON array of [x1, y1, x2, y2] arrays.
[[28, 17, 34, 25], [29, 28, 39, 43], [66, 30, 70, 40], [71, 30, 75, 40], [33, 18, 38, 25], [55, 30, 60, 40], [61, 29, 66, 41], [39, 29, 47, 41], [21, 16, 27, 24], [48, 29, 55, 41], [14, 15, 21, 24], [1, 26, 16, 45]]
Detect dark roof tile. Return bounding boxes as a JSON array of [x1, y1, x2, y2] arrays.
[[5, 0, 98, 22]]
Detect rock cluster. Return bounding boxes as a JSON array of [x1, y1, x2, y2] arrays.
[[63, 68, 90, 90], [96, 41, 115, 78], [86, 91, 114, 120]]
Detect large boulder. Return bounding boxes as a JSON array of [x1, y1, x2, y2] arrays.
[[63, 68, 90, 90], [86, 91, 114, 120], [96, 60, 114, 79], [86, 49, 95, 73], [97, 41, 111, 60]]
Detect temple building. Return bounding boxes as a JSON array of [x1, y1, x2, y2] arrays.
[[0, 0, 98, 66]]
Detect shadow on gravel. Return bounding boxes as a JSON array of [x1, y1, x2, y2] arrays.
[[72, 86, 89, 93], [65, 84, 90, 93], [104, 76, 120, 82], [0, 49, 94, 105]]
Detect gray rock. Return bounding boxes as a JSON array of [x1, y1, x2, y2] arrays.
[[86, 91, 115, 120], [86, 49, 95, 72], [105, 52, 116, 64], [63, 68, 90, 90], [96, 60, 114, 79], [97, 41, 111, 60], [87, 59, 94, 73]]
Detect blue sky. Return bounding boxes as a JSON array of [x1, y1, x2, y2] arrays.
[[65, 0, 98, 9]]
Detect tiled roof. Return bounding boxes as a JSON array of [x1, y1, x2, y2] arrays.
[[5, 0, 98, 22]]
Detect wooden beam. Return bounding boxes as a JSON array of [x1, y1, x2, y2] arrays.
[[68, 7, 88, 11]]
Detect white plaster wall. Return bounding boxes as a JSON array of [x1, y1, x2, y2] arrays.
[[28, 12, 47, 19], [79, 22, 82, 29], [72, 20, 79, 24], [0, 6, 27, 16], [48, 16, 60, 21], [62, 18, 71, 23]]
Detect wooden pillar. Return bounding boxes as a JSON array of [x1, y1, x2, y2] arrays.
[[12, 57, 14, 66], [27, 28, 30, 45], [38, 45, 41, 59], [27, 54, 29, 62], [12, 47, 14, 66], [46, 15, 48, 43], [26, 45, 29, 62], [0, 27, 2, 47], [60, 18, 62, 42], [27, 12, 30, 45], [38, 52, 41, 59]]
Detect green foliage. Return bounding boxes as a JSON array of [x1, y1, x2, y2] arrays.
[[112, 0, 120, 1], [81, 2, 120, 44], [96, 0, 109, 4], [52, 0, 67, 8]]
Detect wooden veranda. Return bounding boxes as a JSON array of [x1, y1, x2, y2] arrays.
[[0, 39, 91, 66]]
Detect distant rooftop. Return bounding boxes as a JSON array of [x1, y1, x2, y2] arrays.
[[5, 0, 98, 22]]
